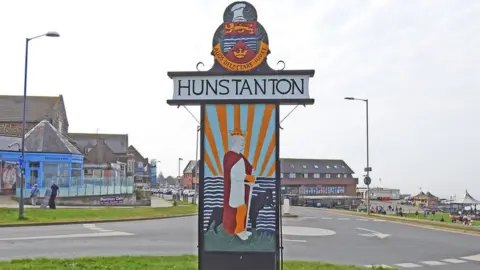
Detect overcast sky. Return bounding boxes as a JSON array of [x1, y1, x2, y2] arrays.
[[1, 0, 479, 198]]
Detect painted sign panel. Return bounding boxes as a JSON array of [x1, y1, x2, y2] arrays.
[[172, 75, 310, 101], [212, 2, 268, 72], [202, 104, 277, 252]]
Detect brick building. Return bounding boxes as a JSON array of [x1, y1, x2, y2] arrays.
[[0, 95, 68, 136], [280, 158, 359, 206], [182, 160, 198, 190]]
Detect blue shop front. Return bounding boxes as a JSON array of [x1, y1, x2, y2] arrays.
[[0, 120, 84, 196]]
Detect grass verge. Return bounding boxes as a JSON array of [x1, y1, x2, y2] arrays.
[[325, 208, 480, 233], [0, 205, 197, 225], [0, 255, 393, 269]]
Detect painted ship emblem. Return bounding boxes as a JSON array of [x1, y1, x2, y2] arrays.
[[212, 1, 270, 72]]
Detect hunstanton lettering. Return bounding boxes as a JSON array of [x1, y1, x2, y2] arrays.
[[176, 78, 305, 97]]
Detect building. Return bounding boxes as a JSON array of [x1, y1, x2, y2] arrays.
[[183, 160, 199, 189], [280, 158, 358, 206], [411, 191, 440, 209], [357, 187, 401, 200], [0, 120, 83, 195], [0, 95, 68, 136]]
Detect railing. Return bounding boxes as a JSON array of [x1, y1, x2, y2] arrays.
[[15, 176, 134, 198]]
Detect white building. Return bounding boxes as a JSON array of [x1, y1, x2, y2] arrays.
[[357, 187, 401, 200]]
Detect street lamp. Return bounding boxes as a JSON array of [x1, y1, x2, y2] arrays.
[[344, 97, 371, 215], [19, 31, 60, 219]]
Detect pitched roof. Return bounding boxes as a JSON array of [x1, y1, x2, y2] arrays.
[[0, 95, 60, 122], [280, 158, 354, 174], [24, 120, 81, 154], [452, 190, 480, 205], [84, 138, 118, 164], [183, 160, 198, 174], [0, 135, 21, 151], [68, 133, 128, 154]]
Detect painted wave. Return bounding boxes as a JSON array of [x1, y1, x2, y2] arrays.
[[203, 176, 277, 232], [222, 37, 258, 53]]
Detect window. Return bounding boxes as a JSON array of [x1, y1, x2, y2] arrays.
[[290, 164, 295, 168], [303, 173, 308, 178], [334, 165, 338, 168], [314, 165, 319, 169], [280, 173, 284, 178], [85, 148, 92, 154], [288, 173, 296, 178], [313, 173, 320, 178], [302, 165, 307, 169], [72, 163, 82, 169], [326, 174, 331, 178], [326, 165, 330, 169], [58, 121, 63, 133], [337, 174, 341, 178], [342, 165, 345, 168], [343, 174, 348, 178]]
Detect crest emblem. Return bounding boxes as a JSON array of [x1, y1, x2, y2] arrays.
[[212, 2, 270, 72]]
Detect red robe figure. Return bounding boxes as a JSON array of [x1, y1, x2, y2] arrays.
[[222, 129, 256, 240]]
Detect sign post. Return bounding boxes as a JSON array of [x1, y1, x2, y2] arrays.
[[166, 2, 314, 270]]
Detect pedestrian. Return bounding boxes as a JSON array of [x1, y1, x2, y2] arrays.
[[30, 184, 39, 206], [49, 181, 60, 209]]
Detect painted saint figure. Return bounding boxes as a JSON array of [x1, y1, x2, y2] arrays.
[[222, 129, 256, 240]]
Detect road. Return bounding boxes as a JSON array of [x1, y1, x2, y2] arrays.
[[0, 207, 479, 269]]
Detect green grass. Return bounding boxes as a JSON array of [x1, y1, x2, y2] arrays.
[[0, 205, 197, 225], [403, 212, 480, 226], [0, 255, 392, 269], [204, 226, 275, 252], [167, 199, 195, 206], [326, 209, 480, 232]]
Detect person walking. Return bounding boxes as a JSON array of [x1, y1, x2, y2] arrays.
[[30, 184, 39, 206], [49, 181, 60, 209]]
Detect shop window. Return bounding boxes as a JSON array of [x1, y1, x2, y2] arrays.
[[280, 173, 284, 178], [303, 173, 308, 178], [288, 173, 296, 178], [326, 174, 331, 178], [313, 173, 320, 178], [72, 163, 82, 169]]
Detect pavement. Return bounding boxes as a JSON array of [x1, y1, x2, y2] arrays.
[[0, 207, 479, 269]]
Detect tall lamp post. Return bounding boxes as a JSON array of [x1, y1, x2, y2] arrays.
[[19, 31, 60, 219], [344, 97, 371, 215], [177, 157, 183, 201]]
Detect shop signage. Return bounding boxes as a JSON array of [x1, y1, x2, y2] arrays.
[[99, 196, 124, 205], [304, 185, 346, 195]]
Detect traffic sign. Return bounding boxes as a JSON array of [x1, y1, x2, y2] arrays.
[[363, 176, 371, 186]]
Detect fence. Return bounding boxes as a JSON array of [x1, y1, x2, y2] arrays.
[[15, 176, 134, 198]]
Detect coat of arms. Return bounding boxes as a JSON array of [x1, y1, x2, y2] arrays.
[[212, 1, 270, 72]]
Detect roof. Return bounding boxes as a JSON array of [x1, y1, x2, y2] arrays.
[[0, 135, 21, 151], [280, 158, 354, 174], [69, 133, 128, 154], [128, 145, 145, 160], [452, 190, 480, 205], [0, 95, 60, 122], [84, 138, 118, 164], [183, 160, 198, 174], [24, 120, 82, 154]]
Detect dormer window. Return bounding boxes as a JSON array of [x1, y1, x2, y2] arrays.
[[314, 165, 319, 169], [326, 165, 330, 169], [290, 164, 294, 168], [302, 165, 306, 169], [334, 165, 339, 168], [85, 147, 92, 154]]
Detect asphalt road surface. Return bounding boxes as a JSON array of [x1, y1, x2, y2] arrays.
[[1, 207, 479, 269]]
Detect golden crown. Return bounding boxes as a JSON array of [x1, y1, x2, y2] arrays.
[[233, 48, 248, 59], [229, 129, 246, 136]]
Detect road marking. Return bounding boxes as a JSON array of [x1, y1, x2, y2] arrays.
[[321, 217, 332, 220], [364, 265, 393, 268], [283, 239, 307, 243], [338, 217, 350, 220], [357, 228, 390, 239], [82, 224, 96, 227], [282, 226, 336, 236], [356, 219, 369, 221], [394, 263, 422, 268], [0, 232, 134, 241], [421, 260, 446, 266], [442, 258, 466, 264], [461, 254, 480, 262]]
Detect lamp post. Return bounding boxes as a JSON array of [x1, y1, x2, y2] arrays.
[[193, 125, 200, 204], [177, 157, 183, 201], [19, 31, 60, 219], [344, 97, 371, 215]]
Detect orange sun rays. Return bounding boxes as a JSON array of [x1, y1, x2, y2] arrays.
[[204, 104, 277, 178]]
